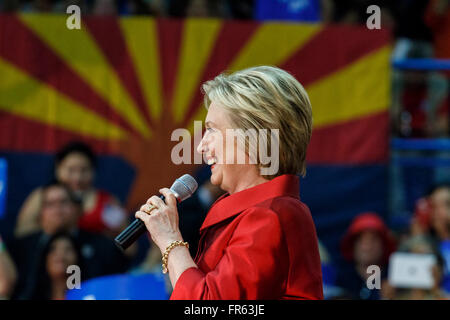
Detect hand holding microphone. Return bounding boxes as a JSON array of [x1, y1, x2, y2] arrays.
[[114, 174, 198, 251], [135, 188, 183, 253]]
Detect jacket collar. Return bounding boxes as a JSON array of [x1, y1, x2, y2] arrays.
[[200, 174, 300, 231]]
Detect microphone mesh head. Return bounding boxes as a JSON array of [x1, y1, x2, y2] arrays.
[[170, 174, 198, 202]]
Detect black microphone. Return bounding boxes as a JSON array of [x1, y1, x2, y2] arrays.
[[114, 174, 198, 251]]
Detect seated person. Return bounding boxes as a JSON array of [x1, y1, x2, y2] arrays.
[[381, 234, 448, 300], [15, 141, 127, 239], [414, 184, 450, 242], [10, 181, 129, 299], [335, 212, 396, 300], [26, 232, 84, 300]]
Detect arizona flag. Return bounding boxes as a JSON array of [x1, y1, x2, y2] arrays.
[[0, 14, 390, 250]]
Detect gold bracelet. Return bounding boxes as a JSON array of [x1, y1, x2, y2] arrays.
[[161, 240, 189, 274]]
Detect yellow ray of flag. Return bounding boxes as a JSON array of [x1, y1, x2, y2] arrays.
[[229, 23, 322, 72], [19, 13, 150, 138], [0, 58, 127, 140], [182, 22, 322, 130], [172, 18, 222, 124], [120, 17, 162, 121], [306, 45, 391, 128]]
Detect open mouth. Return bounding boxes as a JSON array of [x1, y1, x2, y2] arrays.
[[207, 157, 217, 169]]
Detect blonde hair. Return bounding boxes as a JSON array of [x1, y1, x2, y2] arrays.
[[202, 65, 313, 177]]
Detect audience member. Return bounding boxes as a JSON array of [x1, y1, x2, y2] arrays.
[[16, 142, 127, 239], [10, 181, 129, 299], [381, 235, 448, 300], [26, 232, 83, 300], [335, 212, 396, 300], [411, 184, 450, 242]]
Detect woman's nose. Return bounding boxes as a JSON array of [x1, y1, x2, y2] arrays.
[[196, 141, 205, 154], [197, 134, 208, 154]]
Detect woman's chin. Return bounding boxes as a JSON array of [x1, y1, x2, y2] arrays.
[[210, 168, 222, 187]]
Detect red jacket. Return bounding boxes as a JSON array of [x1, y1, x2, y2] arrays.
[[170, 174, 323, 300]]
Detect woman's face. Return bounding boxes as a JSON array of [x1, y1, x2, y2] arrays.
[[353, 230, 384, 266], [197, 102, 261, 194], [46, 238, 78, 280], [41, 186, 79, 234], [56, 152, 93, 193]]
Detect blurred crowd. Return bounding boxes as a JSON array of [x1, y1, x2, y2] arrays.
[[0, 0, 445, 30], [324, 185, 450, 299]]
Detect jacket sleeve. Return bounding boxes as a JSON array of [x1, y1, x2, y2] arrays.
[[170, 207, 289, 300]]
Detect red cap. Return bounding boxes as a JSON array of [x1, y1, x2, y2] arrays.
[[341, 212, 396, 263]]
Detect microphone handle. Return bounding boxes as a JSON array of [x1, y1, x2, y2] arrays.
[[114, 195, 166, 251]]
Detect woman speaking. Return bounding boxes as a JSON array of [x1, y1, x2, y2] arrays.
[[135, 66, 323, 300]]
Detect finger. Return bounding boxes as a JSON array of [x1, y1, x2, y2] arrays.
[[140, 203, 155, 214], [146, 195, 166, 208], [135, 211, 148, 221], [159, 188, 177, 207]]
